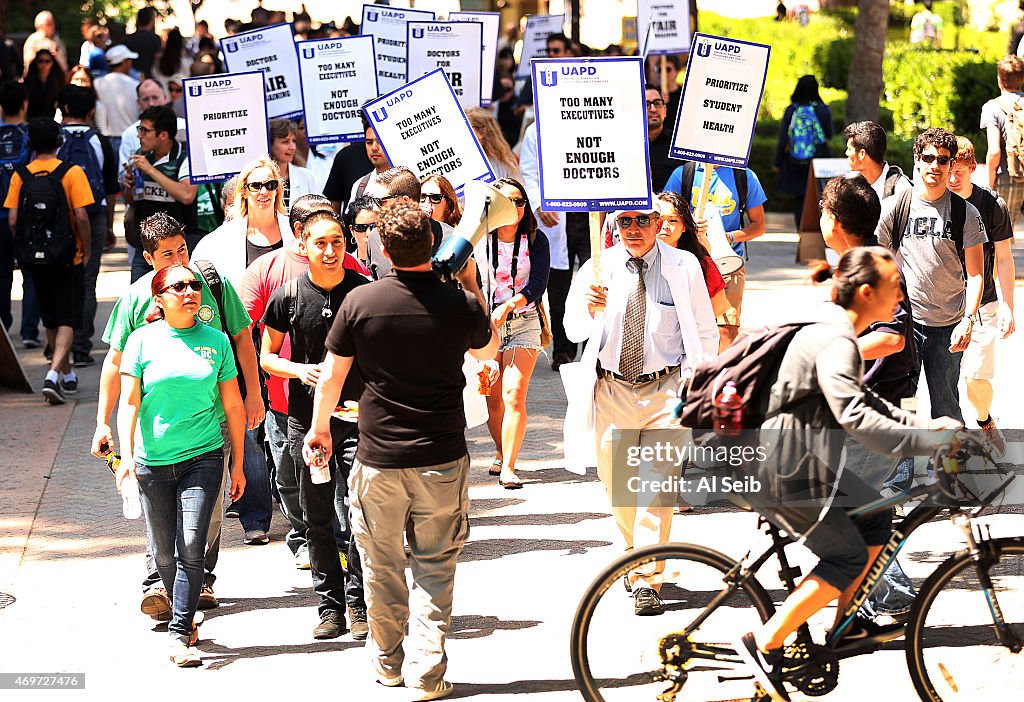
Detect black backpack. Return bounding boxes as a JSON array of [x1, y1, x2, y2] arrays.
[[676, 323, 813, 431], [13, 162, 76, 268], [882, 164, 910, 199]]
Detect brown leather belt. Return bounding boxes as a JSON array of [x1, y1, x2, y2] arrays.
[[598, 365, 679, 385]]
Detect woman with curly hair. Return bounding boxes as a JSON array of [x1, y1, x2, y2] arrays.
[[419, 174, 462, 227], [466, 106, 521, 180]]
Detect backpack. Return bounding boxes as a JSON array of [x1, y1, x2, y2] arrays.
[[57, 128, 103, 214], [882, 164, 910, 199], [889, 188, 967, 272], [0, 123, 30, 209], [676, 323, 813, 432], [997, 94, 1024, 182], [787, 103, 826, 162], [679, 161, 749, 228], [193, 258, 250, 399], [13, 162, 76, 267]]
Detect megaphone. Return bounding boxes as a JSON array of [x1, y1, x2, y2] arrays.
[[431, 180, 519, 281], [705, 207, 744, 276]]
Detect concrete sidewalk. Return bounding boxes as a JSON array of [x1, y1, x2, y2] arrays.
[[0, 231, 1022, 701]]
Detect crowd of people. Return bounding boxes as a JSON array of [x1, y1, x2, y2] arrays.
[[0, 4, 1019, 701]]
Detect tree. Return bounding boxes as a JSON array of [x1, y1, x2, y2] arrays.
[[845, 0, 890, 125]]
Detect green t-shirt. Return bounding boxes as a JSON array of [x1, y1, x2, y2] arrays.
[[122, 320, 237, 465], [102, 265, 251, 353]]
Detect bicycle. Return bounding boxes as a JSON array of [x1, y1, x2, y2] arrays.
[[570, 437, 1022, 702]]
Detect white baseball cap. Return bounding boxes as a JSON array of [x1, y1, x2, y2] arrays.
[[105, 45, 139, 65]]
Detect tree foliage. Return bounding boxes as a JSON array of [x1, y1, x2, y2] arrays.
[[3, 1, 175, 35]]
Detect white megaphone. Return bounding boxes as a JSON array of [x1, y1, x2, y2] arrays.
[[705, 205, 744, 276], [431, 180, 519, 281]]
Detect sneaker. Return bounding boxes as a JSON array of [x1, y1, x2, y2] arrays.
[[980, 418, 1007, 459], [313, 609, 347, 639], [828, 616, 904, 650], [224, 503, 241, 519], [59, 377, 78, 395], [72, 353, 95, 367], [633, 587, 664, 616], [41, 379, 65, 405], [412, 681, 454, 701], [198, 583, 219, 609], [295, 548, 311, 570], [349, 605, 369, 641], [21, 338, 41, 349], [377, 674, 404, 688], [733, 632, 790, 702], [243, 530, 269, 545], [141, 588, 172, 621]]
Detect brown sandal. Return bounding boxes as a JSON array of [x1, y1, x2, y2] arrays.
[[488, 459, 503, 476]]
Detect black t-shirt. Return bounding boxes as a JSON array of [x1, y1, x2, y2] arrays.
[[325, 270, 491, 468], [323, 141, 373, 208], [664, 87, 682, 132], [246, 238, 283, 268], [965, 185, 1013, 306], [124, 30, 163, 78], [262, 271, 368, 426], [648, 129, 682, 192]]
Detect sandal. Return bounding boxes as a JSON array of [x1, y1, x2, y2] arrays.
[[488, 459, 503, 477], [169, 640, 202, 667], [498, 470, 524, 490]]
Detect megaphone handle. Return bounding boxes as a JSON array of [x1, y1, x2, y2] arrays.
[[695, 162, 714, 222], [589, 211, 603, 282]]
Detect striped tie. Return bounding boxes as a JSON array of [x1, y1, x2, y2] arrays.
[[619, 257, 647, 382]]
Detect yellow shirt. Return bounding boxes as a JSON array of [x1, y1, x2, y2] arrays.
[[4, 157, 95, 266]]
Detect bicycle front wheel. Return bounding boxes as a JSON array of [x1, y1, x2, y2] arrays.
[[570, 542, 776, 702], [906, 537, 1024, 702]]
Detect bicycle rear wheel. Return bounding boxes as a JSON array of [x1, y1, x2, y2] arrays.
[[570, 543, 776, 702], [906, 537, 1024, 702]]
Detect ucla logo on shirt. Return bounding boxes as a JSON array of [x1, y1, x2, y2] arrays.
[[302, 47, 316, 59], [196, 305, 215, 324]]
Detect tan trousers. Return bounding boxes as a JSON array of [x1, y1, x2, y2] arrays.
[[348, 455, 470, 691], [594, 369, 689, 588]]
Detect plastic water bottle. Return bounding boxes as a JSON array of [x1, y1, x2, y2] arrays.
[[712, 381, 744, 437], [132, 167, 145, 199], [102, 448, 142, 519]]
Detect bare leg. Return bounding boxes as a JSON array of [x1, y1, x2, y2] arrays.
[[755, 575, 840, 652], [966, 378, 994, 423], [484, 353, 505, 463], [499, 347, 539, 479], [50, 326, 74, 374]]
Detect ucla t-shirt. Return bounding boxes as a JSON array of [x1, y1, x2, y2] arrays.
[[665, 165, 767, 257], [121, 320, 238, 465]]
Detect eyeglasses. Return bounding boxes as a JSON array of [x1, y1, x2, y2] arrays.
[[420, 193, 446, 205], [645, 99, 666, 109], [245, 179, 279, 193], [136, 125, 155, 135], [616, 214, 655, 228], [160, 279, 202, 295], [919, 154, 951, 166], [168, 85, 183, 94], [377, 193, 402, 202], [511, 197, 527, 209], [350, 222, 377, 233]]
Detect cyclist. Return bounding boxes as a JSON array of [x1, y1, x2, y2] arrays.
[[735, 246, 962, 702]]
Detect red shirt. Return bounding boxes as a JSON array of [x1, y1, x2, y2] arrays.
[[700, 255, 726, 298], [241, 248, 368, 413]]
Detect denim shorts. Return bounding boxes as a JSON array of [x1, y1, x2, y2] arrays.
[[499, 309, 542, 351]]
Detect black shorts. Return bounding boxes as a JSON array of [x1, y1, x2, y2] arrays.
[[29, 263, 84, 330]]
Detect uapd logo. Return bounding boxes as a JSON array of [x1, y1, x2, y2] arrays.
[[225, 41, 239, 53], [367, 11, 379, 21], [412, 28, 425, 39], [302, 47, 316, 59], [371, 107, 388, 123], [539, 69, 558, 87], [188, 84, 203, 97], [696, 41, 712, 58]]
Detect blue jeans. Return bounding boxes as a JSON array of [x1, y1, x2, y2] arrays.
[[266, 409, 306, 555], [73, 209, 108, 355], [230, 427, 273, 533], [137, 448, 224, 640], [915, 322, 964, 423]]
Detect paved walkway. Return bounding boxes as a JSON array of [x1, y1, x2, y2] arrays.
[[1, 224, 1022, 701]]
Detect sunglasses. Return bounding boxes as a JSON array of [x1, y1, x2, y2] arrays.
[[246, 179, 279, 193], [160, 279, 202, 295], [511, 197, 527, 209], [617, 214, 655, 228], [168, 85, 183, 94], [645, 99, 666, 109], [919, 154, 951, 166], [420, 193, 446, 205], [350, 222, 377, 233]]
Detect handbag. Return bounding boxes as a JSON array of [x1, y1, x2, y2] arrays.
[[537, 300, 554, 348]]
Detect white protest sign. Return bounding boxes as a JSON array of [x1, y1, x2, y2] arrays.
[[363, 69, 494, 196], [297, 35, 379, 144], [183, 72, 269, 183], [220, 23, 302, 120], [406, 21, 483, 109], [516, 14, 566, 81], [669, 33, 770, 168], [638, 0, 692, 55], [361, 4, 436, 95], [449, 11, 500, 105], [532, 57, 652, 211]]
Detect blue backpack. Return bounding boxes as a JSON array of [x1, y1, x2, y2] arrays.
[[0, 123, 30, 214], [57, 128, 103, 214], [787, 103, 826, 162]]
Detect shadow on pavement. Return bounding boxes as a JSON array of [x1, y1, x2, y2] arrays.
[[197, 638, 365, 670], [450, 613, 541, 639], [470, 512, 608, 528], [460, 538, 612, 562]]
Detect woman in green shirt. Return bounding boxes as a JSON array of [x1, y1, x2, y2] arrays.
[[116, 264, 246, 667]]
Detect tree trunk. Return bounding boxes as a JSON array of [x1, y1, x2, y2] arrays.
[[845, 0, 890, 125]]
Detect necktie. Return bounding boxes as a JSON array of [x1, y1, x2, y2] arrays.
[[619, 257, 647, 382]]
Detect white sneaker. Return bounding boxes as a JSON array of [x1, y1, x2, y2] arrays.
[[294, 548, 311, 570], [411, 681, 454, 701]]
